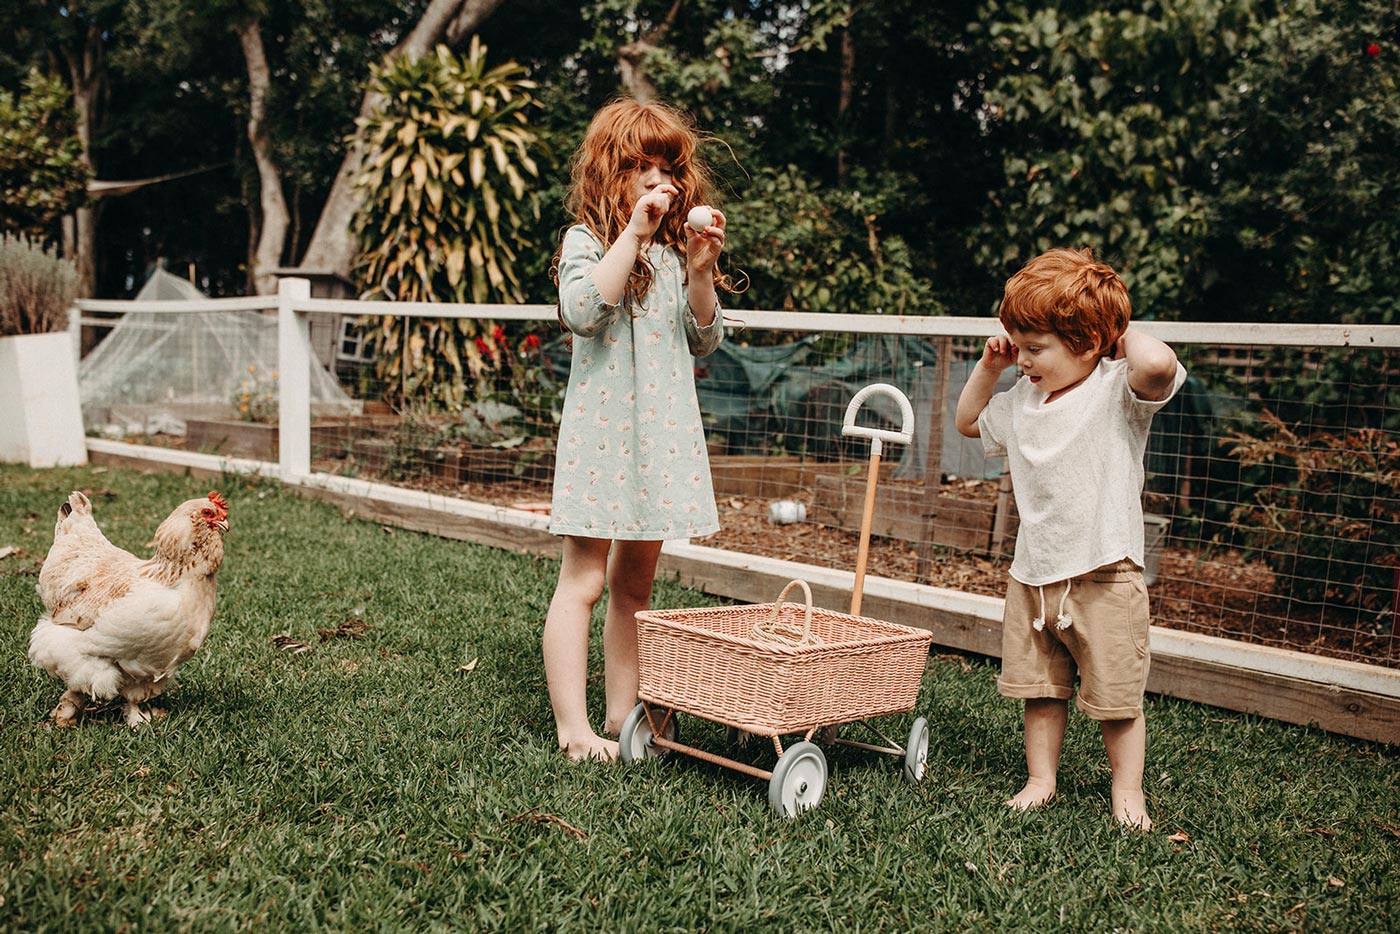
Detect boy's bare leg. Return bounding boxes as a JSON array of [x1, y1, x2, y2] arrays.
[[542, 537, 618, 761], [600, 539, 663, 736], [1008, 698, 1068, 810], [1101, 714, 1152, 830]]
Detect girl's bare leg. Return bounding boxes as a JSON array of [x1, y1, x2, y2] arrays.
[[1007, 698, 1068, 810], [542, 536, 616, 761], [601, 539, 664, 735], [1101, 714, 1152, 830]]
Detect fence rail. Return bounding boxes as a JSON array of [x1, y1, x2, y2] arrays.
[[70, 279, 1400, 743]]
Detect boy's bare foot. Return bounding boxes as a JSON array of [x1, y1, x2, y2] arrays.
[[1111, 786, 1153, 831], [1005, 777, 1057, 810], [559, 733, 619, 762]]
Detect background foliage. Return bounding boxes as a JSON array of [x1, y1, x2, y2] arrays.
[[0, 70, 90, 240], [0, 0, 1396, 322], [352, 39, 545, 408]]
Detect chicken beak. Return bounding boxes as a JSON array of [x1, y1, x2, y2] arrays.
[[215, 519, 230, 533]]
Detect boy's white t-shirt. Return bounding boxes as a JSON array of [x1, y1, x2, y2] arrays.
[[978, 356, 1187, 586]]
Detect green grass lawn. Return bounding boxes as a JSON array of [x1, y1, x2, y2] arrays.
[[2, 465, 1396, 932]]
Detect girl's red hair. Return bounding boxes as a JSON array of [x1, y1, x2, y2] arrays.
[[554, 98, 719, 306]]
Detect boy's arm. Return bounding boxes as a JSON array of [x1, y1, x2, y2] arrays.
[[1116, 328, 1180, 402], [956, 335, 1017, 437]]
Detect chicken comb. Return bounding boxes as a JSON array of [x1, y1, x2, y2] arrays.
[[208, 491, 229, 516]]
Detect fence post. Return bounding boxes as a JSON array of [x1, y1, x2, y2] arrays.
[[68, 303, 82, 365], [278, 277, 312, 480]]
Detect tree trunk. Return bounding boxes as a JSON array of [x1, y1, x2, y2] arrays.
[[836, 28, 854, 184], [299, 0, 505, 283], [238, 18, 291, 296], [62, 22, 106, 299], [615, 0, 682, 103]]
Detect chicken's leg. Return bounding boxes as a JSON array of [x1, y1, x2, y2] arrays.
[[50, 689, 86, 727], [121, 679, 170, 728]]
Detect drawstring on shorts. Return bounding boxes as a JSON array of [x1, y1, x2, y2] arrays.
[[1031, 579, 1074, 632]]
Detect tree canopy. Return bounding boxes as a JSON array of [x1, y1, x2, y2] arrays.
[[0, 0, 1396, 324]]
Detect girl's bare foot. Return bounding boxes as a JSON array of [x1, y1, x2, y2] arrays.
[[559, 733, 619, 762], [1005, 777, 1057, 811], [1111, 786, 1152, 831]]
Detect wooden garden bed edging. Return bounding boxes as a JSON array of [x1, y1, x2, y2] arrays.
[[84, 438, 1400, 744]]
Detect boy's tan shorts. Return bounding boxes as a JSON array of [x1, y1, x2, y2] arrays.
[[997, 560, 1150, 720]]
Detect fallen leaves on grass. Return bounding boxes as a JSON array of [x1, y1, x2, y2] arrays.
[[272, 635, 313, 654], [1328, 876, 1345, 888], [319, 619, 373, 641], [457, 658, 478, 673], [0, 545, 20, 560], [1168, 831, 1191, 844], [502, 805, 586, 839]]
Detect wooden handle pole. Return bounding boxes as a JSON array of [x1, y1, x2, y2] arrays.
[[851, 450, 882, 615]]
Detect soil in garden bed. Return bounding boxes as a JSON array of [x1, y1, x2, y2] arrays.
[[341, 467, 1397, 670], [130, 428, 1400, 671]]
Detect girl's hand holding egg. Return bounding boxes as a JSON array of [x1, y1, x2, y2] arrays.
[[687, 205, 714, 232]]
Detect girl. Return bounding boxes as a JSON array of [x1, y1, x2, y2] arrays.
[[542, 98, 731, 761]]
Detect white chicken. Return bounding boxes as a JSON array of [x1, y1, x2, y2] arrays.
[[28, 490, 229, 727]]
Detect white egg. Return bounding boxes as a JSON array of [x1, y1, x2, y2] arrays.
[[767, 500, 807, 525], [687, 205, 714, 232]]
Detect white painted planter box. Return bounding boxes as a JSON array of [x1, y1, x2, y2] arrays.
[[0, 332, 88, 467]]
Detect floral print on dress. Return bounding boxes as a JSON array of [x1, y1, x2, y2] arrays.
[[549, 225, 723, 540]]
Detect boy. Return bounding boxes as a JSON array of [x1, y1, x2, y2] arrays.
[[955, 248, 1185, 830]]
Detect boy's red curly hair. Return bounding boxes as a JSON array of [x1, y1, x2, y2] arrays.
[[998, 248, 1132, 356]]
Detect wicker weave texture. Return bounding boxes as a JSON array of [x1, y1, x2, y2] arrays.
[[635, 601, 932, 735]]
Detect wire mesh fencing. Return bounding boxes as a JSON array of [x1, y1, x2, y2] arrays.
[[76, 298, 1400, 671]]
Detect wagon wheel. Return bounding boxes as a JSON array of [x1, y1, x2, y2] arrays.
[[903, 717, 930, 784], [619, 703, 677, 763], [767, 742, 827, 817]]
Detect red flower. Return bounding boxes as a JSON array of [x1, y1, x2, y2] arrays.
[[492, 325, 506, 342], [1366, 43, 1381, 56], [475, 337, 492, 357], [522, 333, 541, 351]]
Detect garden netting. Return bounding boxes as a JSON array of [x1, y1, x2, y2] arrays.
[[80, 267, 359, 436]]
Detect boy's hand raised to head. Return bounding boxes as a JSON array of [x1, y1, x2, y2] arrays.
[[980, 335, 1019, 373]]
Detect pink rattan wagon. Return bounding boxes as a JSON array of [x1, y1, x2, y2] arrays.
[[619, 384, 934, 816]]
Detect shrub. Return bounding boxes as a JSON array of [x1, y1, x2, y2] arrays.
[[351, 38, 547, 409], [0, 70, 90, 239], [0, 233, 78, 335], [1227, 411, 1400, 613]]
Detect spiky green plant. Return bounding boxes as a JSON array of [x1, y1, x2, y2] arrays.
[[352, 38, 545, 407]]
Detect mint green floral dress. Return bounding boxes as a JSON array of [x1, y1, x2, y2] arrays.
[[549, 225, 723, 541]]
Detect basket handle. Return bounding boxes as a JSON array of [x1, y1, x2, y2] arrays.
[[751, 579, 824, 647]]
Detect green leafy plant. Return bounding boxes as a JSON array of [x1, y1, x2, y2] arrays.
[[232, 365, 279, 424], [0, 69, 90, 240], [1227, 410, 1399, 613], [351, 38, 546, 408], [728, 166, 937, 328], [0, 232, 78, 336]]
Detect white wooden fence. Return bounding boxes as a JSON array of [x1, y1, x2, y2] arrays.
[[73, 278, 1400, 743]]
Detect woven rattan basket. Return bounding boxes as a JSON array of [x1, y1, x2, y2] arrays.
[[635, 580, 933, 736]]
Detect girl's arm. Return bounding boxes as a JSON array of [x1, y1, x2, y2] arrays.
[[956, 335, 1017, 437], [591, 185, 679, 305], [1115, 328, 1179, 402], [684, 208, 727, 329]]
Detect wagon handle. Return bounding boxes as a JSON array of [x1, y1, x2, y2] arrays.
[[841, 382, 914, 458], [840, 383, 915, 616], [751, 579, 823, 647]]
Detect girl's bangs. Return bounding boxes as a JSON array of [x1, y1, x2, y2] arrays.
[[622, 113, 691, 167]]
